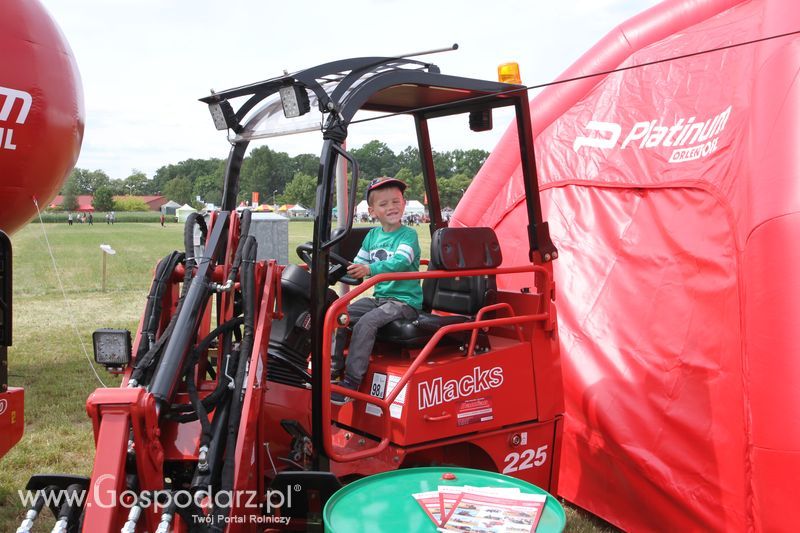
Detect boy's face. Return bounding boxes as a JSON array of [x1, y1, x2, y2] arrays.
[[368, 186, 405, 228]]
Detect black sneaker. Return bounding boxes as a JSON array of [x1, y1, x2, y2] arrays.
[[330, 368, 344, 383], [331, 378, 359, 406]]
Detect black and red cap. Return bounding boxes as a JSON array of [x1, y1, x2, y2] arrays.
[[365, 176, 407, 201]]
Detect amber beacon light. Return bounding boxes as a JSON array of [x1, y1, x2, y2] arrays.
[[497, 62, 521, 84]]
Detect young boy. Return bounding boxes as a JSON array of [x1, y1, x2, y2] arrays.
[[331, 176, 422, 404]]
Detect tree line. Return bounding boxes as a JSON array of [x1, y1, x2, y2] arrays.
[[60, 141, 489, 212]]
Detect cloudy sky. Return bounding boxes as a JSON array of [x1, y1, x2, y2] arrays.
[[42, 0, 659, 180]]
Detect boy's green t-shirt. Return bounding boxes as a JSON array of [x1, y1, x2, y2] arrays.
[[353, 225, 423, 309]]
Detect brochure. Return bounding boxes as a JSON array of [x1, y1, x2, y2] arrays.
[[438, 485, 522, 525], [438, 488, 546, 533], [413, 484, 547, 532], [413, 490, 444, 526]]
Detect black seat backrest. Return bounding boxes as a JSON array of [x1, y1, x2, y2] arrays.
[[423, 227, 502, 315], [331, 226, 376, 262]]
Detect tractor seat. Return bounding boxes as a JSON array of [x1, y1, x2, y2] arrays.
[[376, 226, 502, 349]]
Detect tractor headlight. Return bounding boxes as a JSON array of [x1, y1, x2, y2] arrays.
[[92, 329, 131, 371], [279, 84, 310, 118], [207, 100, 238, 131]]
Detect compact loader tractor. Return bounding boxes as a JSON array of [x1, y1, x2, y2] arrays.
[[20, 53, 563, 532]]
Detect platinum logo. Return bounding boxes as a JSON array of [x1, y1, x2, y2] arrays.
[[0, 85, 33, 151], [573, 105, 732, 163], [418, 366, 504, 410]]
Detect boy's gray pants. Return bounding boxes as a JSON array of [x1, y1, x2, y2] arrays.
[[332, 297, 418, 384]]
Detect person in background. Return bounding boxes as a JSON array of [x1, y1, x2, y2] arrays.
[[88, 212, 93, 225], [160, 213, 165, 227], [67, 212, 73, 226]]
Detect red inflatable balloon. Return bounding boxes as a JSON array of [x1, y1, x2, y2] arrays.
[[0, 0, 84, 234]]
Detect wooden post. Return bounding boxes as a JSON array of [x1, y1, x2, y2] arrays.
[[99, 244, 115, 292]]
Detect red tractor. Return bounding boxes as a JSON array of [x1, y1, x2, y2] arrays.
[[21, 54, 563, 531]]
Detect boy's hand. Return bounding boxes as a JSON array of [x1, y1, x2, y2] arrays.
[[346, 263, 370, 279]]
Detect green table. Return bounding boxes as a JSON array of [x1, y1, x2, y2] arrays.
[[324, 467, 566, 532]]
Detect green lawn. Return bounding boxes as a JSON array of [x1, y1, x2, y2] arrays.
[[0, 219, 612, 531]]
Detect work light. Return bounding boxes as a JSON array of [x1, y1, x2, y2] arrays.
[[92, 329, 131, 371], [279, 84, 310, 118], [207, 100, 237, 131]]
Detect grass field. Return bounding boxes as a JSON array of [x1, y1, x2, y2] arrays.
[[0, 220, 613, 531]]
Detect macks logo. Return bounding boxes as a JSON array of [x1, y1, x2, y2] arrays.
[[572, 105, 732, 163], [418, 366, 504, 410]]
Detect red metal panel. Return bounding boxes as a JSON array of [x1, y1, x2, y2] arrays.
[[335, 339, 538, 446], [497, 291, 563, 421], [83, 411, 131, 532], [261, 382, 312, 465], [86, 387, 164, 530], [329, 419, 562, 493], [0, 387, 24, 459], [229, 261, 279, 528], [466, 419, 562, 492]]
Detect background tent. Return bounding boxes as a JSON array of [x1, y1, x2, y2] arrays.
[[287, 204, 309, 216], [404, 200, 425, 216], [355, 200, 370, 217], [176, 203, 197, 223], [160, 200, 181, 216], [453, 0, 800, 530]]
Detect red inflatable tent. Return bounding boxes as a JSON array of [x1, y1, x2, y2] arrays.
[[453, 0, 800, 530]]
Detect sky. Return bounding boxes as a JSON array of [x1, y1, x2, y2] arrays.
[[41, 0, 660, 180]]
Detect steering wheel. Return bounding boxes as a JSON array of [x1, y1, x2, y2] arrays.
[[296, 243, 362, 286]]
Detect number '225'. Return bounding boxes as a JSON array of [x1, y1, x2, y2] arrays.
[[502, 445, 548, 474]]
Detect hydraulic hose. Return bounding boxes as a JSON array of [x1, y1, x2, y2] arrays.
[[137, 212, 229, 387], [130, 304, 182, 387], [212, 235, 257, 530], [16, 487, 49, 532], [191, 398, 230, 491], [165, 316, 244, 426], [130, 251, 186, 387], [150, 212, 227, 409], [137, 250, 184, 358], [132, 209, 208, 386], [211, 208, 252, 292]]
